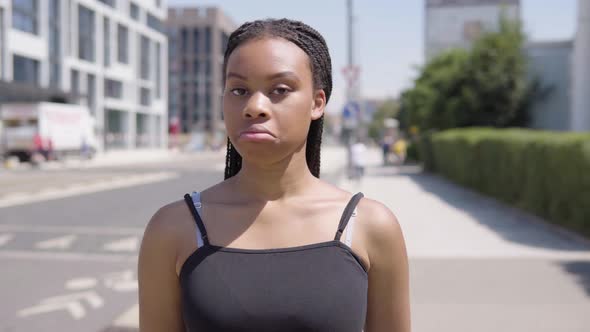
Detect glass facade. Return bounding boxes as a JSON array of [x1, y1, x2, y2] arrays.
[[98, 0, 115, 7], [117, 24, 128, 63], [71, 69, 79, 97], [13, 54, 39, 85], [193, 28, 200, 54], [49, 0, 61, 85], [140, 87, 151, 106], [103, 17, 110, 67], [130, 2, 139, 20], [140, 35, 150, 80], [155, 42, 161, 99], [12, 0, 38, 34], [105, 79, 122, 98], [78, 5, 95, 62], [147, 13, 162, 33], [87, 73, 96, 114]]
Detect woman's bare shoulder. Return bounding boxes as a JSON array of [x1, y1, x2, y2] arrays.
[[143, 200, 193, 242], [355, 196, 406, 263]]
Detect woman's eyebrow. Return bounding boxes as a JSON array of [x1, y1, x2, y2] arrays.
[[226, 71, 300, 82]]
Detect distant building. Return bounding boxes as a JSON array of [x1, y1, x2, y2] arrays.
[[166, 7, 236, 134], [425, 0, 520, 60], [0, 0, 169, 151], [525, 41, 573, 131], [571, 0, 590, 131]]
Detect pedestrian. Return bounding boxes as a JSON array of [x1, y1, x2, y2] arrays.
[[350, 137, 367, 180], [138, 18, 410, 332], [381, 134, 394, 165]]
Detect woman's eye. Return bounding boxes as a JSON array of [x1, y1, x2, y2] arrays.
[[230, 88, 247, 96], [271, 87, 290, 95]]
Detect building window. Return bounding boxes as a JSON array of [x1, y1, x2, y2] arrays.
[[193, 28, 200, 54], [155, 42, 161, 99], [181, 29, 188, 52], [205, 59, 211, 77], [130, 2, 139, 20], [140, 35, 150, 80], [71, 69, 79, 97], [78, 5, 95, 62], [147, 13, 162, 32], [98, 0, 115, 7], [193, 60, 200, 75], [103, 17, 110, 67], [49, 0, 61, 86], [50, 63, 61, 86], [0, 9, 4, 80], [204, 27, 211, 53], [117, 24, 128, 63], [13, 55, 39, 85], [140, 87, 151, 106], [87, 74, 96, 114], [105, 79, 122, 98], [221, 31, 229, 53], [12, 0, 38, 34]]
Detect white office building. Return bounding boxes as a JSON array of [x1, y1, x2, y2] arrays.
[[0, 0, 168, 151], [425, 0, 520, 60]]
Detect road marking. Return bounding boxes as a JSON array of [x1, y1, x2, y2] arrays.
[[0, 250, 137, 262], [104, 270, 138, 292], [66, 278, 98, 290], [36, 235, 77, 250], [18, 291, 103, 320], [103, 237, 139, 252], [0, 233, 14, 247], [111, 304, 139, 328], [0, 224, 143, 235], [0, 171, 178, 208]]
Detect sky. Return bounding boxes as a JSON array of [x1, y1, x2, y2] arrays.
[[168, 0, 578, 114]]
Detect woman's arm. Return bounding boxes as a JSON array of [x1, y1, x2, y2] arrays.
[[138, 206, 185, 332], [363, 200, 411, 332]]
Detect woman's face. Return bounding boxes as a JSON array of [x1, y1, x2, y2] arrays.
[[223, 37, 325, 164]]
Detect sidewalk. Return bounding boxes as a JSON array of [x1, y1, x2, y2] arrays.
[[337, 147, 590, 332]]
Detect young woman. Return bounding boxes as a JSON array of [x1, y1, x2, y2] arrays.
[[138, 18, 410, 332]]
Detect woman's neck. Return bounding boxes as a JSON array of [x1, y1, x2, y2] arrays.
[[232, 147, 318, 202]]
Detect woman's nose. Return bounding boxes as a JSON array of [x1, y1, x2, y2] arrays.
[[243, 92, 271, 119]]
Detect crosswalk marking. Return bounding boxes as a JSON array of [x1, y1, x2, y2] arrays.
[[36, 235, 78, 250], [103, 237, 139, 252], [0, 233, 14, 247]]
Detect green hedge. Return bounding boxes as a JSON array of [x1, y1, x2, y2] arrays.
[[426, 128, 590, 237]]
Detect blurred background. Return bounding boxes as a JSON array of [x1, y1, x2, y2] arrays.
[[0, 0, 589, 331]]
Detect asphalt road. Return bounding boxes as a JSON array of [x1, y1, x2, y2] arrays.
[[0, 155, 226, 332]]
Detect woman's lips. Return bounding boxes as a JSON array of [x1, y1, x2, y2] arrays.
[[239, 131, 275, 142]]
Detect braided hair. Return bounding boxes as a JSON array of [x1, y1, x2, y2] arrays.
[[222, 18, 333, 180]]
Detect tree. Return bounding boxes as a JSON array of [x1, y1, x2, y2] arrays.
[[401, 16, 537, 131], [368, 99, 399, 141]]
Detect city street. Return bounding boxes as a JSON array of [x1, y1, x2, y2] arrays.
[[0, 146, 589, 332]]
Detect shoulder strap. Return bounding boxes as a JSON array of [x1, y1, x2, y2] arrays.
[[183, 192, 209, 247], [334, 192, 364, 241]]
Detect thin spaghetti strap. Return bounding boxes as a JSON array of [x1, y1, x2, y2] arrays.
[[183, 192, 209, 246], [334, 192, 364, 241]]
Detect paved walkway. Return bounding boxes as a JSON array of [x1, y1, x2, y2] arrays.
[[337, 147, 590, 332], [103, 145, 590, 331]]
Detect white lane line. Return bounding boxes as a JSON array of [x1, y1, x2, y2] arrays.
[[103, 237, 139, 252], [0, 224, 143, 235], [111, 304, 139, 328], [0, 171, 178, 208], [35, 235, 77, 250], [0, 250, 137, 262], [0, 233, 15, 247]]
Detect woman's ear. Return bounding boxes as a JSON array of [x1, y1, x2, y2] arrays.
[[311, 89, 326, 120]]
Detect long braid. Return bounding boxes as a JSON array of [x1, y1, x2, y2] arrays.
[[223, 19, 332, 179]]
